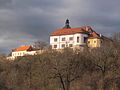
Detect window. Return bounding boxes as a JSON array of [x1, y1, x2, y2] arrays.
[[62, 37, 65, 41], [69, 44, 73, 47], [54, 45, 57, 48], [88, 41, 90, 44], [61, 44, 65, 48], [77, 37, 79, 43], [84, 37, 86, 43], [54, 38, 57, 42], [69, 37, 73, 41]]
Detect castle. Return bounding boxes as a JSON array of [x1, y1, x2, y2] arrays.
[[50, 19, 110, 49], [7, 19, 111, 60]]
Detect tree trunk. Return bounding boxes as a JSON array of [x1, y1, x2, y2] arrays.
[[98, 74, 105, 90], [66, 81, 70, 90], [66, 73, 70, 90], [59, 74, 66, 90]]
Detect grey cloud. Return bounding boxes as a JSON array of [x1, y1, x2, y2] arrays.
[[0, 0, 12, 5], [0, 0, 120, 53], [0, 0, 13, 8], [15, 0, 64, 11], [0, 31, 37, 53]]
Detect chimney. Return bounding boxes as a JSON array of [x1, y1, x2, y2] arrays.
[[100, 33, 102, 37], [86, 26, 88, 31]]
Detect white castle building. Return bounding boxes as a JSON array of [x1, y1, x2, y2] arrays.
[[50, 19, 95, 49]]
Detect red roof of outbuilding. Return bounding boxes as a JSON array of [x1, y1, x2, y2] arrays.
[[12, 46, 34, 52], [50, 26, 93, 36]]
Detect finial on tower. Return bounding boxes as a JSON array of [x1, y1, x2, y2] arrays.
[[66, 19, 69, 24], [63, 19, 71, 29]]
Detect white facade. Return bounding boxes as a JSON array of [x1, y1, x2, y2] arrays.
[[8, 50, 37, 60], [50, 33, 88, 49]]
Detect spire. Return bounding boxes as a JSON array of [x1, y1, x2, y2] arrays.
[[63, 19, 71, 29]]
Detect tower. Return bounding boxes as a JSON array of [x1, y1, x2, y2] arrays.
[[63, 19, 71, 29]]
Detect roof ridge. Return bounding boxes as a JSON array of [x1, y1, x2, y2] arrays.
[[50, 26, 92, 36], [12, 46, 32, 52]]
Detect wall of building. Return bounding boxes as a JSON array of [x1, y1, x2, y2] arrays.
[[50, 33, 88, 49], [87, 38, 103, 47], [7, 50, 46, 60], [11, 51, 36, 60]]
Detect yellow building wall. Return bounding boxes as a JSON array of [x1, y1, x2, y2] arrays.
[[87, 38, 103, 48]]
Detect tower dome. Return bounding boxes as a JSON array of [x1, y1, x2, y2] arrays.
[[63, 19, 71, 29]]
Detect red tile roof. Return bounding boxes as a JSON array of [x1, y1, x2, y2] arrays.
[[88, 32, 101, 39], [87, 32, 112, 41], [12, 46, 34, 52], [50, 25, 111, 41], [50, 26, 93, 36]]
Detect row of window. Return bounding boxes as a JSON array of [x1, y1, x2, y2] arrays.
[[12, 52, 24, 56], [53, 44, 73, 48], [54, 37, 73, 42], [54, 37, 86, 43], [88, 40, 103, 44]]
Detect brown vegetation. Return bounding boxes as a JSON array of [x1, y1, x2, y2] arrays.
[[0, 34, 120, 90]]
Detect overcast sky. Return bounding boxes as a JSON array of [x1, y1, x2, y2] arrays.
[[0, 0, 120, 53]]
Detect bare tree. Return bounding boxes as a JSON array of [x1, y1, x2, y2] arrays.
[[111, 32, 120, 41], [89, 42, 120, 90], [0, 40, 119, 90], [43, 48, 91, 90], [34, 41, 48, 50]]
